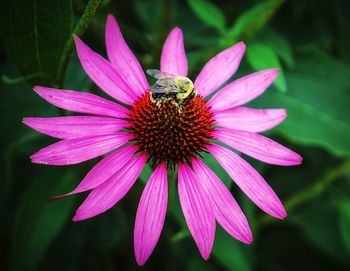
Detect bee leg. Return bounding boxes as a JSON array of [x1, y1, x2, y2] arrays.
[[150, 94, 156, 103]]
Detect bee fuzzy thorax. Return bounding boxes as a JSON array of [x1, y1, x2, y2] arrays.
[[146, 69, 197, 108]]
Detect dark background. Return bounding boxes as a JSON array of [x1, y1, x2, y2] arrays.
[[1, 0, 350, 270]]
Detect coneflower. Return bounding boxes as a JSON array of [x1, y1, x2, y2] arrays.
[[23, 15, 302, 266]]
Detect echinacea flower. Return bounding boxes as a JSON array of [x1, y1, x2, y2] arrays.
[[23, 15, 302, 265]]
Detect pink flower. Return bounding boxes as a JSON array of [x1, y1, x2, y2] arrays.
[[23, 15, 302, 265]]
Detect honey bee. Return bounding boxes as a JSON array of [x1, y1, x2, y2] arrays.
[[146, 69, 197, 107]]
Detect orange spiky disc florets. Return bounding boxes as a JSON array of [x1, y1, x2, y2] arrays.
[[127, 92, 215, 167]]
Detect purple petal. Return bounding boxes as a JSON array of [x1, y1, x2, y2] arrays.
[[214, 128, 303, 166], [73, 153, 147, 221], [52, 145, 138, 200], [192, 159, 253, 244], [105, 15, 148, 97], [195, 42, 245, 97], [134, 162, 168, 266], [160, 27, 188, 76], [23, 116, 128, 139], [30, 133, 132, 166], [74, 35, 137, 105], [207, 69, 278, 111], [214, 107, 287, 133], [33, 86, 129, 118], [208, 144, 287, 219], [178, 163, 215, 259]]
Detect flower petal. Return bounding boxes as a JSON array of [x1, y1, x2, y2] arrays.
[[52, 145, 138, 200], [74, 35, 137, 105], [160, 27, 188, 76], [73, 153, 147, 221], [23, 116, 128, 139], [195, 42, 245, 97], [105, 15, 148, 97], [134, 162, 168, 266], [213, 107, 287, 133], [214, 128, 303, 166], [192, 159, 253, 244], [33, 86, 129, 118], [178, 163, 215, 259], [208, 144, 287, 219], [207, 69, 278, 112], [30, 133, 132, 165]]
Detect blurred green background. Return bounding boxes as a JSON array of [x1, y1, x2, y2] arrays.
[[1, 0, 350, 270]]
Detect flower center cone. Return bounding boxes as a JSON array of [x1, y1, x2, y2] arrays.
[[127, 92, 215, 167]]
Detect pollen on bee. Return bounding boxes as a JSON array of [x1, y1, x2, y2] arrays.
[[126, 92, 215, 167]]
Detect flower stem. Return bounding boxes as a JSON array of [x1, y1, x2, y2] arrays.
[[168, 168, 177, 215], [259, 159, 350, 226], [55, 0, 102, 88]]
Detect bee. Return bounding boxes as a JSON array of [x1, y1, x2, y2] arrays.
[[146, 69, 197, 108]]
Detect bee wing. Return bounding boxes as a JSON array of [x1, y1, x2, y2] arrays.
[[151, 84, 182, 93], [146, 69, 175, 79]]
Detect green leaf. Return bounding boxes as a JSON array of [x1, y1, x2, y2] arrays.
[[0, 64, 58, 199], [213, 227, 252, 271], [228, 3, 267, 39], [289, 197, 350, 263], [227, 0, 284, 41], [251, 50, 350, 157], [338, 197, 350, 255], [0, 66, 58, 150], [246, 43, 287, 92], [9, 169, 77, 271], [63, 56, 92, 91], [187, 0, 225, 33], [0, 0, 73, 85], [258, 30, 295, 68]]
